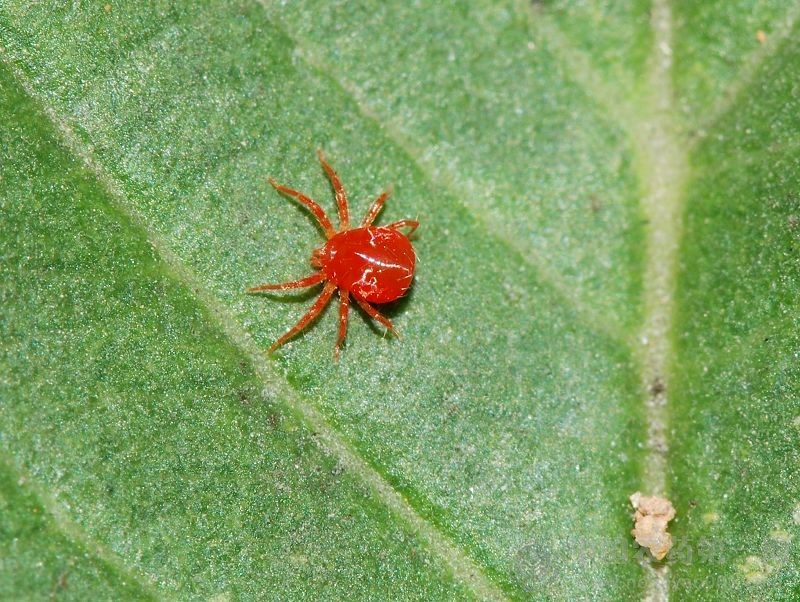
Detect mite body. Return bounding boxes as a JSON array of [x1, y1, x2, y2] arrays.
[[248, 151, 418, 359]]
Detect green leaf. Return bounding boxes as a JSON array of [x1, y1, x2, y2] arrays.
[[1, 1, 798, 599]]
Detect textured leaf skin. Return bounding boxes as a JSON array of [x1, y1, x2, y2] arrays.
[[1, 1, 798, 600]]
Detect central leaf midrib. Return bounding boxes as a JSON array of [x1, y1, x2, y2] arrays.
[[526, 2, 687, 599], [632, 1, 685, 600]]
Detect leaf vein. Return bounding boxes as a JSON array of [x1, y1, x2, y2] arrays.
[[256, 4, 634, 350], [0, 453, 162, 600], [693, 1, 800, 141], [0, 47, 509, 602]]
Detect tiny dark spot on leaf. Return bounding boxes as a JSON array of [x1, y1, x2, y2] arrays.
[[50, 569, 69, 598], [443, 403, 460, 421], [688, 129, 707, 144], [649, 377, 666, 396]]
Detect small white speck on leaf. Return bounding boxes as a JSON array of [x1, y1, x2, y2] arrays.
[[770, 528, 792, 543], [738, 555, 773, 583], [702, 511, 719, 524]]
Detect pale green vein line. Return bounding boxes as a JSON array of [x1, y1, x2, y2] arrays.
[[523, 6, 639, 144], [527, 2, 687, 597], [0, 453, 163, 601], [255, 4, 633, 350], [635, 0, 682, 499], [631, 1, 686, 600], [528, 0, 679, 490], [692, 1, 800, 145], [0, 50, 508, 602]]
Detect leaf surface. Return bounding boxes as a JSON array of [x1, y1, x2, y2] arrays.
[[1, 1, 798, 599]]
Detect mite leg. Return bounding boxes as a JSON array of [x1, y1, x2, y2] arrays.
[[334, 290, 350, 361], [269, 281, 337, 353], [387, 219, 419, 236], [361, 189, 392, 227], [353, 296, 398, 336], [317, 149, 349, 230], [269, 178, 335, 239], [247, 272, 325, 293]]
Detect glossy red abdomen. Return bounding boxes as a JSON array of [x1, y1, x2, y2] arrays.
[[317, 226, 415, 303]]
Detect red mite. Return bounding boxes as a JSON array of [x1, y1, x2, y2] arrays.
[[248, 151, 418, 359]]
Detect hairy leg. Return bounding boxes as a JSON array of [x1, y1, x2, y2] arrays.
[[353, 296, 398, 336], [269, 178, 335, 238], [361, 189, 392, 227], [247, 272, 325, 293], [334, 290, 350, 361], [269, 281, 337, 353], [317, 149, 349, 230], [387, 219, 419, 236]]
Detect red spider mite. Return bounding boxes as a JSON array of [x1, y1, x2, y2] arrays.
[[247, 150, 418, 359]]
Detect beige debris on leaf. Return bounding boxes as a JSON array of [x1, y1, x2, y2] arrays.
[[630, 491, 676, 560]]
